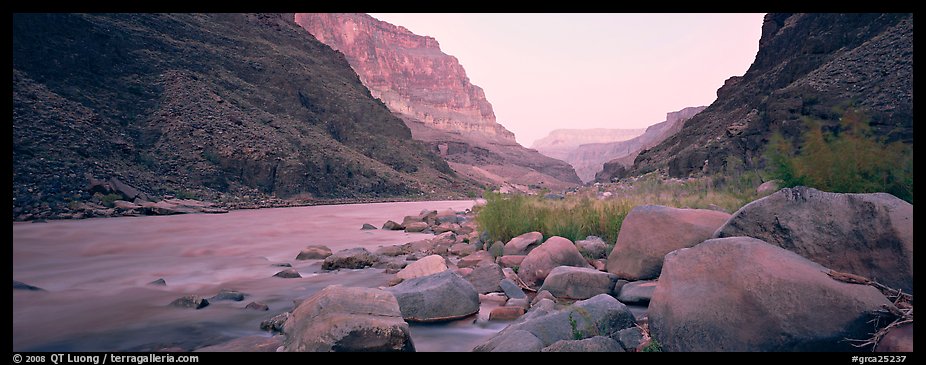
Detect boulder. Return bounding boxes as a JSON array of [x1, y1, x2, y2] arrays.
[[282, 286, 414, 352], [435, 209, 461, 224], [170, 295, 209, 309], [498, 255, 526, 269], [432, 222, 459, 234], [273, 268, 301, 278], [457, 250, 494, 268], [474, 294, 636, 351], [375, 245, 408, 257], [756, 179, 781, 195], [147, 278, 167, 286], [449, 243, 476, 257], [113, 200, 141, 210], [576, 236, 609, 259], [612, 326, 644, 351], [540, 266, 619, 300], [519, 236, 591, 287], [505, 298, 530, 311], [499, 278, 527, 300], [463, 262, 504, 294], [373, 256, 408, 272], [489, 330, 544, 352], [295, 245, 332, 260], [382, 220, 405, 230], [606, 205, 731, 280], [386, 271, 479, 322], [245, 302, 270, 311], [321, 248, 378, 270], [195, 335, 283, 352], [503, 232, 543, 256], [403, 221, 429, 233], [361, 223, 378, 230], [616, 280, 656, 305], [210, 289, 247, 302], [714, 187, 914, 293], [531, 290, 556, 307], [395, 254, 448, 280], [109, 177, 150, 202], [875, 323, 913, 352], [541, 336, 624, 352], [589, 259, 607, 271], [488, 241, 505, 258], [649, 236, 893, 352], [489, 306, 525, 321]]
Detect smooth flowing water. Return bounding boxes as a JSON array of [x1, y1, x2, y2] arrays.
[[12, 200, 509, 352]]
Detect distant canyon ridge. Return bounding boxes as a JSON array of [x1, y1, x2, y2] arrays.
[[532, 106, 705, 183], [294, 13, 582, 191]]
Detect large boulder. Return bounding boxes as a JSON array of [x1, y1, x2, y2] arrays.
[[606, 205, 731, 280], [403, 222, 429, 233], [539, 266, 618, 300], [295, 245, 332, 260], [395, 254, 448, 280], [519, 236, 591, 287], [283, 286, 414, 352], [321, 248, 378, 270], [473, 294, 636, 351], [386, 271, 479, 322], [503, 232, 543, 256], [463, 262, 504, 294], [541, 336, 624, 352], [649, 236, 893, 352], [714, 187, 913, 293]]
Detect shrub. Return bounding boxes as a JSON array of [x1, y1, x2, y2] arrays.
[[764, 110, 913, 203]]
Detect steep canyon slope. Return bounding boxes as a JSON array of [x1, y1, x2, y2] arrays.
[[620, 13, 913, 180], [294, 13, 581, 190], [13, 13, 478, 219]]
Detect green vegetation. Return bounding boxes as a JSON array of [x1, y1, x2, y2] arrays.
[[568, 312, 582, 340], [764, 109, 913, 203], [96, 193, 123, 208], [642, 339, 663, 352], [475, 174, 759, 244]]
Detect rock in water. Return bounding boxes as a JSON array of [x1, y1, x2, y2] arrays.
[[170, 295, 209, 309], [403, 221, 428, 233], [714, 187, 914, 293], [615, 280, 656, 305], [386, 271, 479, 322], [283, 286, 414, 352], [211, 289, 247, 302], [489, 306, 525, 321], [382, 220, 405, 230], [245, 302, 270, 311], [606, 205, 730, 280], [539, 266, 618, 300], [649, 236, 892, 352], [296, 245, 332, 260], [502, 232, 543, 256], [273, 268, 301, 278], [474, 294, 636, 352], [321, 247, 378, 270], [147, 278, 167, 286], [361, 223, 378, 230], [518, 236, 591, 287], [395, 254, 448, 280], [541, 336, 624, 352], [260, 312, 290, 333], [13, 280, 44, 291]]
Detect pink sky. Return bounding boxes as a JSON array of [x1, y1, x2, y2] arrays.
[[369, 13, 766, 146]]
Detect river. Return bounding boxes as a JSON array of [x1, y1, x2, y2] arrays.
[[13, 200, 509, 352]]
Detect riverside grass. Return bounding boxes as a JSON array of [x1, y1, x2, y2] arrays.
[[475, 174, 761, 244]]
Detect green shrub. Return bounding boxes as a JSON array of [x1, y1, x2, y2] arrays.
[[764, 110, 913, 203], [98, 193, 122, 208], [642, 339, 663, 352]]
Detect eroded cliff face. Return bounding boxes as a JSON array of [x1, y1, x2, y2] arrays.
[[295, 13, 581, 189], [531, 128, 645, 162], [294, 13, 515, 141], [629, 13, 912, 178]]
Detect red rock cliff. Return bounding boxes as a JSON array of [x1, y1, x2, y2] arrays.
[[294, 13, 516, 141]]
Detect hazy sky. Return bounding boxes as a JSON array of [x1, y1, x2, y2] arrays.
[[369, 13, 766, 146]]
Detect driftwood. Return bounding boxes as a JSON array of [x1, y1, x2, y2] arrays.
[[828, 270, 914, 351]]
